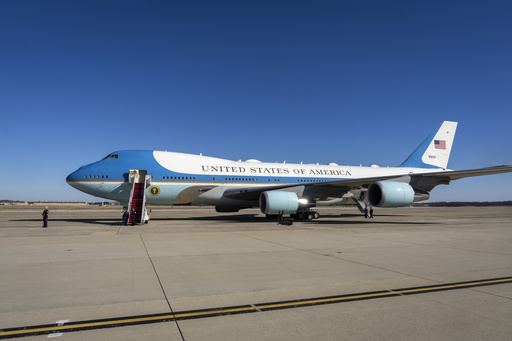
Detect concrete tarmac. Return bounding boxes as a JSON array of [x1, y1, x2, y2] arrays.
[[0, 206, 511, 340]]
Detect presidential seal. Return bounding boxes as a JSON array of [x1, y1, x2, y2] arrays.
[[149, 186, 160, 196]]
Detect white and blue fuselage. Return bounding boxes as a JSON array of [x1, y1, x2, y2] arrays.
[[66, 150, 439, 207]]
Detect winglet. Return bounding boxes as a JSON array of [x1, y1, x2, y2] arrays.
[[400, 121, 458, 169]]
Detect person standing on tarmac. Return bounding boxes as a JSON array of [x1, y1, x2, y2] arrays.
[[42, 207, 49, 228], [122, 210, 129, 225], [131, 209, 136, 226], [364, 205, 369, 218]]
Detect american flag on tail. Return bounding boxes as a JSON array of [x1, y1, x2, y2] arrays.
[[434, 140, 446, 150]]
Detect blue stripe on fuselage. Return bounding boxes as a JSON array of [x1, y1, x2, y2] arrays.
[[66, 150, 169, 182], [66, 150, 348, 184]]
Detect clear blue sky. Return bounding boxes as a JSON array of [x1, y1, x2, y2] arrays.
[[1, 1, 511, 202]]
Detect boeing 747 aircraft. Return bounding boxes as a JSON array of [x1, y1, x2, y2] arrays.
[[66, 121, 512, 223]]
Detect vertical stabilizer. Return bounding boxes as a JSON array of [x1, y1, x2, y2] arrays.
[[400, 121, 458, 169]]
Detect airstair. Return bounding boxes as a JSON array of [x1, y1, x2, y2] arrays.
[[127, 170, 151, 224]]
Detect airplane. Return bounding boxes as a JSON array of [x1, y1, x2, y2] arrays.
[[66, 121, 512, 223]]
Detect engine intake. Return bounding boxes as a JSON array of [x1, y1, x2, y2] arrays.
[[367, 181, 415, 207], [260, 191, 299, 215]]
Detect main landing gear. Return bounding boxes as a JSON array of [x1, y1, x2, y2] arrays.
[[291, 208, 320, 221], [268, 208, 320, 224]]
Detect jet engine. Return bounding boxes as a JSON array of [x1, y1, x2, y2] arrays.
[[367, 181, 415, 207], [259, 191, 299, 215]]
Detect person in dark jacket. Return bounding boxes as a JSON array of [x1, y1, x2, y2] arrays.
[[131, 209, 136, 225], [122, 210, 129, 225], [42, 207, 49, 228]]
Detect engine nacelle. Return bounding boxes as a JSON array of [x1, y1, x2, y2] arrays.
[[367, 181, 415, 207], [259, 191, 299, 215]]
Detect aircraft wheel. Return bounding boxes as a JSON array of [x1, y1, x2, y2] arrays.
[[313, 212, 320, 219], [307, 213, 314, 220]]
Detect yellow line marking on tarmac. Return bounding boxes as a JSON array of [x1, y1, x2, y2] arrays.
[[172, 277, 512, 319], [0, 316, 176, 337], [1, 277, 511, 338]]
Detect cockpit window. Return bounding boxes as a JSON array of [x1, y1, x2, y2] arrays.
[[103, 154, 119, 159]]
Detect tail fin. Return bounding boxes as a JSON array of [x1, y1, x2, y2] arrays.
[[400, 121, 458, 169]]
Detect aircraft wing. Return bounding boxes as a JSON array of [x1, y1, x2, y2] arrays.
[[223, 165, 512, 201], [408, 165, 512, 192]]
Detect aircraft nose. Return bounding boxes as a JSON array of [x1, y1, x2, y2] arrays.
[[66, 163, 90, 184], [66, 171, 74, 180], [66, 169, 81, 187]]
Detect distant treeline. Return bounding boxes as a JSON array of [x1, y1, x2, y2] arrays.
[[414, 201, 512, 207]]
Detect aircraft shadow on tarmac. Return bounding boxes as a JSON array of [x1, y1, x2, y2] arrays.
[[9, 218, 121, 226], [9, 214, 434, 226], [306, 214, 435, 225], [148, 213, 435, 225]]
